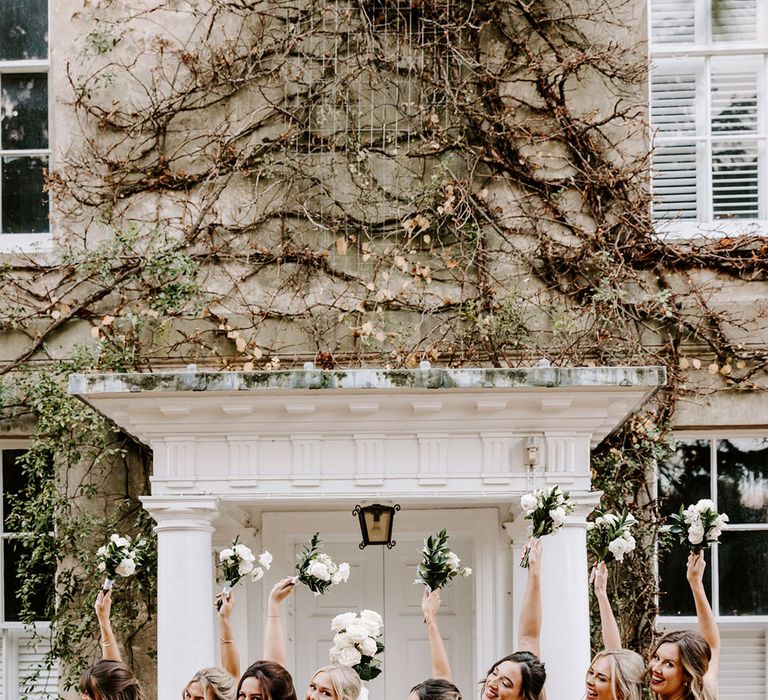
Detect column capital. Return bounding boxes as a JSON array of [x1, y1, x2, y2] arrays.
[[141, 496, 220, 532]]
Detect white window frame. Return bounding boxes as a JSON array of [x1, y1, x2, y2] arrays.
[[657, 430, 768, 627], [650, 0, 768, 237], [0, 441, 57, 700], [0, 0, 53, 253]]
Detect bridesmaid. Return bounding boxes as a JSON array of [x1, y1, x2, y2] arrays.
[[648, 552, 719, 700]]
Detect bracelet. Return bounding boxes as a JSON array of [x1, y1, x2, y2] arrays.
[[267, 614, 281, 618], [101, 641, 113, 647], [219, 637, 234, 644]]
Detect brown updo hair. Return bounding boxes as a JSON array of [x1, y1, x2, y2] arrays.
[[237, 660, 297, 700], [482, 652, 546, 700], [411, 678, 462, 700], [79, 659, 147, 700]]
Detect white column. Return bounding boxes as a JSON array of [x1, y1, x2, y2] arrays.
[[141, 496, 219, 700], [504, 493, 600, 700]]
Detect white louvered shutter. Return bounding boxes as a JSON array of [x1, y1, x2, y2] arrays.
[[651, 70, 701, 220], [718, 627, 767, 700], [710, 61, 761, 220], [17, 632, 58, 700], [712, 0, 758, 42], [650, 0, 696, 44]]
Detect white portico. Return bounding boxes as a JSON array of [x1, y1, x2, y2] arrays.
[[69, 366, 664, 700]]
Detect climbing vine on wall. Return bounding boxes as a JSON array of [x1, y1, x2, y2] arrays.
[[0, 0, 766, 688]]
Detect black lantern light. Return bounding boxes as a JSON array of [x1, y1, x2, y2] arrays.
[[353, 503, 400, 549]]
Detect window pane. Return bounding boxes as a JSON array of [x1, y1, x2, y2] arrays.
[[1, 155, 48, 233], [712, 0, 758, 43], [2, 448, 26, 530], [711, 70, 758, 135], [3, 538, 52, 622], [711, 141, 759, 219], [1, 73, 48, 149], [652, 143, 699, 220], [659, 439, 711, 516], [718, 530, 768, 615], [717, 437, 768, 523], [651, 0, 696, 45], [0, 0, 48, 60], [659, 545, 712, 616]]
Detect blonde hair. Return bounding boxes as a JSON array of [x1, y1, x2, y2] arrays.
[[184, 667, 236, 700], [650, 631, 715, 700], [312, 665, 361, 700], [591, 649, 644, 700]]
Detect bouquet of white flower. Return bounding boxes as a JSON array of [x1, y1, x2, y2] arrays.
[[294, 532, 350, 595], [587, 509, 637, 563], [218, 535, 272, 592], [668, 499, 728, 554], [329, 609, 384, 681], [96, 533, 150, 590], [519, 485, 574, 567], [415, 529, 472, 591]]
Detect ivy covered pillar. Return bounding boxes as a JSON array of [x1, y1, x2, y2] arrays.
[[141, 496, 219, 700]]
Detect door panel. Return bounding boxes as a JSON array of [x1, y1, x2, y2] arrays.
[[384, 533, 475, 700], [293, 540, 385, 696]]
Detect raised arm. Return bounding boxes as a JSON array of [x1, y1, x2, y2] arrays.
[[422, 587, 452, 682], [95, 589, 122, 663], [263, 577, 295, 667], [687, 552, 719, 693], [517, 538, 542, 656], [216, 590, 240, 680], [592, 562, 622, 651]]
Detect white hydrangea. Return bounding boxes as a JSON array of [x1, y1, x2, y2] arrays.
[[234, 543, 255, 562], [332, 562, 351, 585], [251, 566, 264, 582], [259, 551, 273, 569], [219, 548, 235, 562], [238, 559, 255, 576]]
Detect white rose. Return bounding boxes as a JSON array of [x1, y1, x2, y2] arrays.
[[317, 553, 333, 567], [259, 551, 273, 569], [219, 548, 235, 562], [549, 507, 566, 528], [98, 561, 106, 572], [345, 622, 369, 644], [446, 552, 460, 571], [97, 546, 108, 557], [111, 536, 129, 548], [331, 644, 362, 667], [359, 636, 377, 656], [695, 499, 716, 513], [334, 562, 350, 583], [331, 612, 359, 633], [238, 559, 254, 576], [682, 506, 698, 525], [360, 609, 383, 635], [608, 538, 628, 562], [251, 566, 264, 582], [234, 543, 255, 562], [715, 513, 729, 527], [623, 533, 636, 551], [115, 557, 136, 577], [308, 560, 330, 581], [333, 632, 352, 647], [688, 521, 705, 545], [461, 567, 472, 577], [520, 493, 537, 514]]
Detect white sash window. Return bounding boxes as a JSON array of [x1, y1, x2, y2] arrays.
[[650, 0, 768, 235]]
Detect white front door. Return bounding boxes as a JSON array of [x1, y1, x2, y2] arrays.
[[263, 509, 496, 700]]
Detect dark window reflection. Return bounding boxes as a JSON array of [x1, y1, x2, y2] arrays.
[[0, 0, 48, 61], [1, 155, 49, 233], [719, 530, 768, 615], [1, 74, 48, 149], [2, 450, 54, 622], [659, 545, 712, 616], [717, 438, 768, 524], [659, 439, 711, 516]]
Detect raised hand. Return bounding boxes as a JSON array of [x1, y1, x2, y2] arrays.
[[269, 577, 296, 606], [95, 588, 112, 624], [591, 561, 609, 597], [216, 589, 235, 620], [422, 587, 442, 624], [686, 550, 706, 588]]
